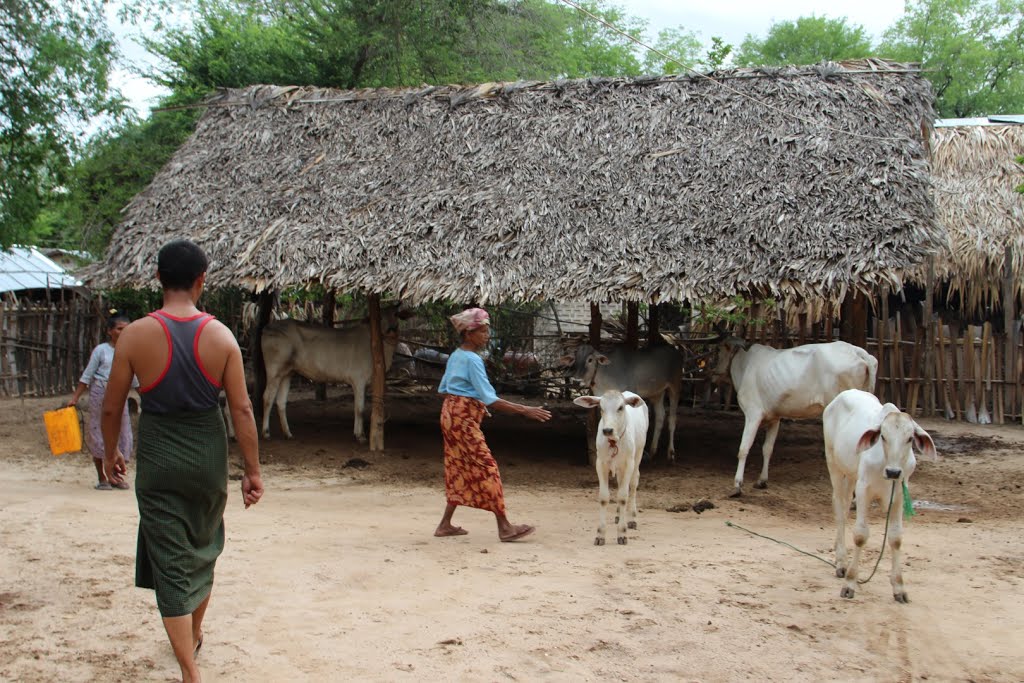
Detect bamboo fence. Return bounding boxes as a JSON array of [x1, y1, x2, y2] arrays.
[[0, 297, 105, 398], [0, 294, 247, 399], [695, 312, 1023, 425]]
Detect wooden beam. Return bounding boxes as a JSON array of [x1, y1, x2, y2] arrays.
[[251, 290, 275, 424], [625, 302, 639, 349], [922, 259, 935, 418], [367, 293, 387, 451], [315, 288, 336, 401], [589, 303, 602, 350], [647, 301, 661, 347], [1002, 246, 1017, 420]]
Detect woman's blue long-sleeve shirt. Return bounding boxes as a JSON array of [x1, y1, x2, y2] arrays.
[[437, 348, 499, 405]]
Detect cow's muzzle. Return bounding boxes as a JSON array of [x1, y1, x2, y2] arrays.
[[884, 467, 902, 480]]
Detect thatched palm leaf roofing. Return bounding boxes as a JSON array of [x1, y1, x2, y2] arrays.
[[93, 59, 940, 304], [926, 124, 1024, 312]]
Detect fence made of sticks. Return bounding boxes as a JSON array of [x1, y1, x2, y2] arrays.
[[0, 298, 106, 398], [698, 313, 1023, 426]]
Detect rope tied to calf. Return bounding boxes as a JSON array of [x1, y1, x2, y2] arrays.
[[725, 481, 906, 585]]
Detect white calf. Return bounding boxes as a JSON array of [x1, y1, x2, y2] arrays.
[[823, 389, 937, 602], [574, 390, 649, 546]]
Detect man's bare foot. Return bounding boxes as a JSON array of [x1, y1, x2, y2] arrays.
[[434, 525, 469, 537], [499, 524, 535, 542]]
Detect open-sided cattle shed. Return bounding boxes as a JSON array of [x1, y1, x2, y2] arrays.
[[86, 58, 945, 446]]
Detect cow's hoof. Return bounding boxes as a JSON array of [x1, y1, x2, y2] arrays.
[[894, 591, 909, 604], [627, 521, 637, 530], [754, 480, 768, 490], [840, 586, 855, 599], [617, 536, 627, 545], [729, 487, 742, 498], [835, 566, 846, 578], [594, 537, 605, 546]]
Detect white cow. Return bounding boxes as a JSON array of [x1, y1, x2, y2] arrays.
[[573, 390, 649, 546], [711, 339, 878, 497], [260, 310, 400, 442], [823, 389, 937, 602]]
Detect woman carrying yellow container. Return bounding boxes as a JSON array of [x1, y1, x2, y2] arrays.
[[68, 312, 136, 490]]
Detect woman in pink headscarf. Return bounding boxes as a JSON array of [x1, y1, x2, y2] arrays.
[[435, 307, 551, 542]]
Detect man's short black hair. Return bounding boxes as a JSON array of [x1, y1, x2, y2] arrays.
[[157, 239, 209, 290]]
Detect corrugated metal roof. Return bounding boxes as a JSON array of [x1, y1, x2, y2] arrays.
[[0, 246, 83, 293], [935, 115, 1024, 127]]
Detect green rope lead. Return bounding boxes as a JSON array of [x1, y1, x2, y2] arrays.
[[903, 480, 916, 518], [724, 520, 837, 569], [725, 481, 899, 586]]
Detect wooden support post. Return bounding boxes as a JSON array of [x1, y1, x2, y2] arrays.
[[589, 303, 602, 350], [879, 289, 889, 400], [252, 290, 275, 425], [936, 321, 953, 419], [907, 327, 923, 417], [978, 323, 992, 424], [367, 293, 387, 452], [1002, 246, 1017, 420], [315, 288, 336, 401], [963, 327, 978, 423], [894, 313, 906, 409], [922, 260, 935, 418], [851, 290, 868, 350], [824, 299, 834, 341], [797, 310, 807, 346], [626, 301, 639, 349], [647, 301, 660, 347]]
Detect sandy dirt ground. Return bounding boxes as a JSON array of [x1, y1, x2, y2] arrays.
[[1, 389, 1023, 682]]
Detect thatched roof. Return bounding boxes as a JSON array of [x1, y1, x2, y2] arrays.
[[925, 122, 1024, 313], [91, 59, 940, 304]]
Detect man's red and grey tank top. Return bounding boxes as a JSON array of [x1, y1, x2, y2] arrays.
[[139, 311, 222, 414]]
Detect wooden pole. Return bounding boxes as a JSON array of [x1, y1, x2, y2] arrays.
[[936, 321, 953, 419], [907, 327, 923, 417], [252, 290, 276, 425], [315, 288, 336, 401], [589, 303, 602, 350], [647, 301, 661, 347], [851, 290, 868, 350], [963, 327, 977, 423], [895, 313, 906, 408], [625, 301, 639, 349], [367, 293, 387, 452], [879, 289, 889, 400], [1002, 246, 1017, 420], [922, 259, 936, 418], [979, 323, 992, 424]]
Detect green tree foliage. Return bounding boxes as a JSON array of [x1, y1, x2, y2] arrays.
[[40, 110, 199, 253], [733, 15, 873, 67], [0, 0, 122, 246], [878, 0, 1024, 117], [143, 0, 648, 92], [642, 27, 702, 74]]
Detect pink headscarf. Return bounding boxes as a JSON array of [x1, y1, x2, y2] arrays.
[[450, 307, 490, 333]]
